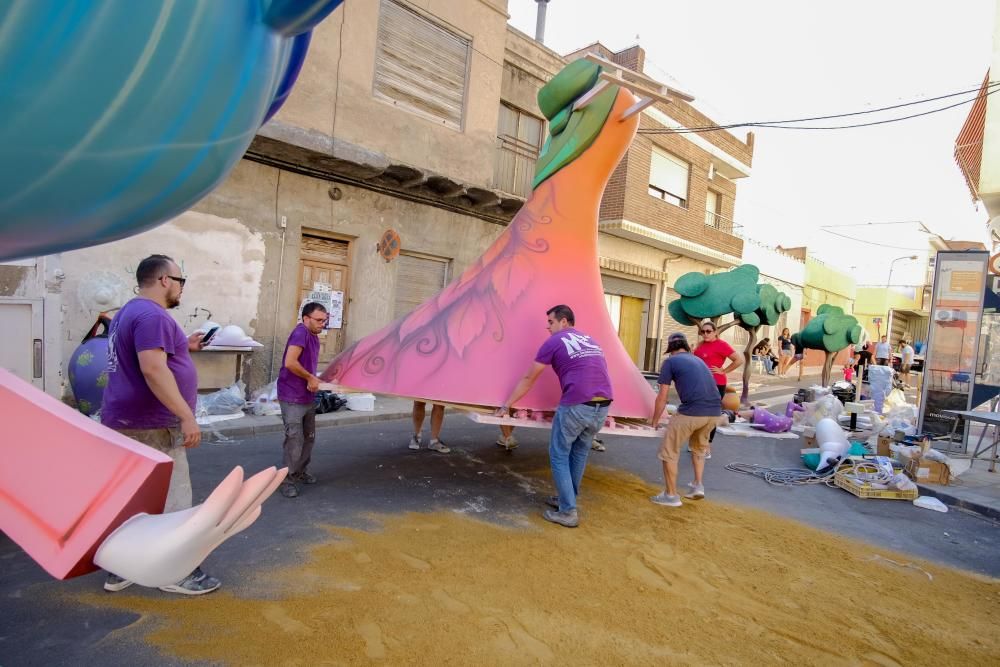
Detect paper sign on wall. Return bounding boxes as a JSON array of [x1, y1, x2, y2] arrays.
[[300, 288, 344, 329]]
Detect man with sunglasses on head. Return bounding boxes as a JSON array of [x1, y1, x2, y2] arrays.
[[101, 254, 220, 595], [277, 302, 328, 499]]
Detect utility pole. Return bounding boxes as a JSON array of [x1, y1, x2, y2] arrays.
[[534, 0, 551, 43]]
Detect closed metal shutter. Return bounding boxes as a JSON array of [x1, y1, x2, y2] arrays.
[[394, 253, 449, 319], [374, 0, 470, 130]]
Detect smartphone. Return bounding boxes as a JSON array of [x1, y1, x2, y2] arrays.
[[201, 326, 220, 346]]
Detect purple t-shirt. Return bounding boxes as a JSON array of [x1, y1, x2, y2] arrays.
[[534, 327, 614, 406], [101, 298, 198, 429], [277, 323, 320, 404]]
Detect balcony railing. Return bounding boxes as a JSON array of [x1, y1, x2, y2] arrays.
[[705, 211, 744, 238]]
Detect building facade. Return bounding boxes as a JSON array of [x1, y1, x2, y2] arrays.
[[1, 0, 757, 399]]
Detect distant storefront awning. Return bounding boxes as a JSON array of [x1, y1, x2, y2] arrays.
[[954, 70, 991, 202]]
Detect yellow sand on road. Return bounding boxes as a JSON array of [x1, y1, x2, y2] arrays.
[[85, 469, 999, 665]]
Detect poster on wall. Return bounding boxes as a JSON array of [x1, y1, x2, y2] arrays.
[[299, 286, 344, 330], [919, 251, 988, 441]]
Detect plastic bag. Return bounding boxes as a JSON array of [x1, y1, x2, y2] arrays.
[[315, 390, 348, 414], [882, 404, 917, 436], [196, 381, 246, 417], [883, 388, 908, 410], [250, 380, 282, 416], [802, 394, 844, 426]]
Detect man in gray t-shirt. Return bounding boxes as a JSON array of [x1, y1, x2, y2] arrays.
[[649, 333, 722, 508]]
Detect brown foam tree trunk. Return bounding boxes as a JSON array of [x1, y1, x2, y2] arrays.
[[821, 351, 836, 387], [741, 327, 759, 406]]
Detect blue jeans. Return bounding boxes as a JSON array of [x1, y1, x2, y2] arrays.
[[550, 403, 610, 512]]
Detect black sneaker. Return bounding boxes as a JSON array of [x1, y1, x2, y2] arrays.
[[297, 472, 317, 485], [158, 567, 221, 596], [280, 483, 299, 498], [104, 573, 134, 592]]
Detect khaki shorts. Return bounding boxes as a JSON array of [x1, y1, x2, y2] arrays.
[[658, 414, 720, 462], [116, 427, 192, 513]]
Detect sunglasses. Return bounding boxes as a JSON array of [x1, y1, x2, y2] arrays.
[[164, 275, 187, 287], [700, 328, 715, 334]]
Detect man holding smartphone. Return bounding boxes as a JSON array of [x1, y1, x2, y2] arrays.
[[101, 254, 220, 595], [277, 302, 328, 498]]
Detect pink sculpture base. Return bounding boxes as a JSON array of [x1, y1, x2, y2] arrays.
[[0, 369, 172, 579]]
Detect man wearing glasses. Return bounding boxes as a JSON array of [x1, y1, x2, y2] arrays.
[[277, 302, 328, 498], [101, 254, 220, 595]]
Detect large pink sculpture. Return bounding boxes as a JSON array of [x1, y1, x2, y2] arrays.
[[325, 70, 655, 418]]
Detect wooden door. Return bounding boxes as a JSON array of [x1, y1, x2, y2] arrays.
[[298, 236, 350, 367], [619, 296, 644, 365]]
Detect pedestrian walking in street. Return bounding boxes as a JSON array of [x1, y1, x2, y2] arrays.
[[785, 334, 806, 382], [410, 401, 450, 453], [277, 302, 327, 498], [100, 254, 220, 595], [649, 333, 722, 507], [777, 327, 794, 376], [875, 336, 891, 366], [900, 340, 915, 386], [498, 305, 613, 528]]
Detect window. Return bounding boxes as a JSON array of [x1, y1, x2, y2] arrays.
[[374, 0, 470, 130], [494, 104, 544, 197], [648, 147, 689, 208], [705, 190, 720, 227]]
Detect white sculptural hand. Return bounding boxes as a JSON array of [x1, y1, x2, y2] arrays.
[[94, 466, 287, 587]]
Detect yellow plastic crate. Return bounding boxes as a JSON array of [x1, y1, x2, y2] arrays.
[[833, 470, 918, 501]]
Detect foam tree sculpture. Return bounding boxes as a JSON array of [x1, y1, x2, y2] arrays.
[[734, 282, 792, 405], [797, 304, 863, 386], [668, 264, 762, 337]]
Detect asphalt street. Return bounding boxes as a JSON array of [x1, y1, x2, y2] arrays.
[[2, 415, 998, 665]]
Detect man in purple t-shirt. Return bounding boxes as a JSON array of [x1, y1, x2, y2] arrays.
[[101, 254, 219, 595], [498, 305, 613, 528], [276, 302, 326, 498]]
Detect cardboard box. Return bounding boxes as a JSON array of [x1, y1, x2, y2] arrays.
[[877, 436, 893, 457], [802, 435, 816, 448], [905, 458, 950, 485]]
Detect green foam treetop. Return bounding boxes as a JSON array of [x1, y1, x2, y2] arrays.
[[799, 304, 861, 353], [737, 283, 792, 329], [668, 264, 762, 326], [533, 60, 619, 188]]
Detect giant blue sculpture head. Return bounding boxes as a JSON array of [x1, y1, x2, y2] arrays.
[[0, 0, 344, 261]]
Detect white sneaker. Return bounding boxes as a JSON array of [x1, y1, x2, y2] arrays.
[[427, 439, 450, 453], [684, 483, 705, 500], [408, 435, 421, 450], [650, 492, 682, 507]]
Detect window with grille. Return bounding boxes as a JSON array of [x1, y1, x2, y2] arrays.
[[374, 0, 470, 130], [649, 147, 690, 208], [494, 103, 543, 197]]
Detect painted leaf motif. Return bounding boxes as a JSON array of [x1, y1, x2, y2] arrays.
[[399, 300, 440, 341], [478, 232, 510, 270], [490, 253, 533, 306], [445, 297, 488, 357], [436, 277, 476, 311]]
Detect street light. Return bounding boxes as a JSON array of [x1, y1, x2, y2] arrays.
[[884, 254, 918, 339]]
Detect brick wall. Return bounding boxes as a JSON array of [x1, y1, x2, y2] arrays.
[[621, 118, 744, 258], [599, 154, 628, 220]]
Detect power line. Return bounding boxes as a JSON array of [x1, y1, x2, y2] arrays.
[[638, 81, 999, 134], [819, 229, 931, 251]]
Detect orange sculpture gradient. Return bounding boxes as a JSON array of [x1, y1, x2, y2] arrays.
[[324, 87, 655, 418]]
